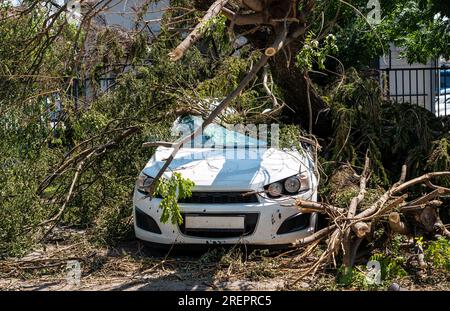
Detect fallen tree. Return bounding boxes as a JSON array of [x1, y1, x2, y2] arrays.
[[27, 1, 450, 260], [147, 0, 315, 193], [293, 156, 450, 283]]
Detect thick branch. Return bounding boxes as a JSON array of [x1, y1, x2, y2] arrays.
[[401, 200, 442, 212], [142, 141, 176, 148], [393, 172, 450, 195], [353, 222, 370, 238], [388, 212, 409, 235], [296, 200, 344, 215], [344, 155, 369, 267], [262, 67, 280, 107], [408, 188, 447, 206], [293, 225, 337, 246], [265, 24, 289, 56], [348, 155, 370, 218], [169, 0, 229, 61]]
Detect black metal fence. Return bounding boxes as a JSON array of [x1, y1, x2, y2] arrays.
[[380, 65, 450, 117]]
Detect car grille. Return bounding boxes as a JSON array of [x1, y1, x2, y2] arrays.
[[176, 191, 259, 204], [179, 213, 259, 238]]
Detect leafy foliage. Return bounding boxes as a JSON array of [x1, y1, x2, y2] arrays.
[[382, 0, 450, 64], [296, 33, 338, 72], [332, 0, 449, 68], [323, 68, 446, 186], [0, 2, 208, 256], [370, 253, 408, 280], [154, 172, 195, 225], [425, 237, 450, 271]]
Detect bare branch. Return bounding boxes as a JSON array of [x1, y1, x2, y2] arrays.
[[168, 0, 229, 61], [265, 24, 289, 56]]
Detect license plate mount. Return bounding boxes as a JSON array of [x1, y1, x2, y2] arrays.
[[184, 216, 245, 230]]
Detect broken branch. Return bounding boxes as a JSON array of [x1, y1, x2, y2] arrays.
[[265, 24, 289, 56], [388, 212, 410, 235], [168, 0, 229, 62]]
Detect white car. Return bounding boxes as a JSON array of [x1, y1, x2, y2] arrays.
[[133, 116, 318, 248]]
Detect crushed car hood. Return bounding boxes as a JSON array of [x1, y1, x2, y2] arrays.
[[142, 147, 311, 191]]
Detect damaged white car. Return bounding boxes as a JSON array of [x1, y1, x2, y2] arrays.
[[133, 115, 318, 248]]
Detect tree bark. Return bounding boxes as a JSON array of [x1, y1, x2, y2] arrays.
[[343, 155, 369, 267], [269, 53, 331, 136], [388, 212, 409, 235], [169, 0, 229, 61]]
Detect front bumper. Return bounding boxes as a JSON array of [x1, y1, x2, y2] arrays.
[[133, 189, 317, 246]]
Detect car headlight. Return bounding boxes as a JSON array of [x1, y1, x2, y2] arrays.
[[265, 174, 310, 198], [267, 182, 283, 197], [136, 174, 154, 194], [284, 176, 301, 193]]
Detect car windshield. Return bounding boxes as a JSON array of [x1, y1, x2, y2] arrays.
[[172, 115, 267, 148]]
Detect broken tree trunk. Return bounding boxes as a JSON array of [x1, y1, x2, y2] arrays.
[[293, 162, 450, 280], [168, 0, 229, 62], [265, 24, 289, 56], [388, 212, 410, 235], [149, 0, 312, 192]]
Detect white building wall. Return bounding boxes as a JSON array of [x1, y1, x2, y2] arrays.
[[98, 0, 168, 33]]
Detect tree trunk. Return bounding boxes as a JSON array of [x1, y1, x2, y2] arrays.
[[389, 212, 410, 235], [269, 52, 332, 136]]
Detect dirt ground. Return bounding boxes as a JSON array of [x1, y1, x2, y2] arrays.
[[0, 240, 290, 291], [1, 230, 449, 291]]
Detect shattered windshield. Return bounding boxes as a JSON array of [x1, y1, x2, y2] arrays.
[[172, 115, 267, 148]]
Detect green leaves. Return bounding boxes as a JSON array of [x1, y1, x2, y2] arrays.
[[295, 32, 338, 72], [330, 0, 449, 68], [425, 237, 450, 271], [383, 0, 450, 64], [370, 253, 408, 280], [154, 172, 195, 225]]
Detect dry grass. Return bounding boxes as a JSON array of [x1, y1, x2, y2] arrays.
[[0, 228, 449, 291]]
